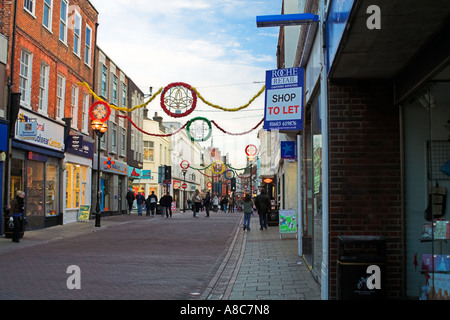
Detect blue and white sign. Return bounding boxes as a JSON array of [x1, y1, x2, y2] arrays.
[[264, 67, 304, 131], [281, 141, 297, 159]]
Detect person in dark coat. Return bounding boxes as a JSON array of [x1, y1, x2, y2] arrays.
[[9, 190, 25, 243], [254, 188, 271, 230], [203, 191, 211, 217], [146, 191, 158, 216], [125, 188, 135, 214], [136, 192, 146, 216], [161, 192, 173, 218]]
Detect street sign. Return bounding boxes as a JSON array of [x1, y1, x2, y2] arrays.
[[182, 183, 187, 189], [263, 67, 304, 131]]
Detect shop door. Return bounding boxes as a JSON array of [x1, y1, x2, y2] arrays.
[[27, 160, 45, 229]]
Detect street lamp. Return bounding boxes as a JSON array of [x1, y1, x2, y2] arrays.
[[91, 119, 108, 227], [182, 168, 187, 212]]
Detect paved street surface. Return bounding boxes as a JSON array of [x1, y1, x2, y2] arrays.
[[0, 210, 320, 301]]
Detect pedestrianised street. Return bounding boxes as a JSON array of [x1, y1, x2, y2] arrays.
[[0, 211, 319, 300]]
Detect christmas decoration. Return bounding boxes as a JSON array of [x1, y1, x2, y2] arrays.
[[160, 82, 197, 118], [186, 117, 212, 142]]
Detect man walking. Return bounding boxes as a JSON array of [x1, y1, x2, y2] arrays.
[[146, 191, 158, 216], [136, 191, 146, 216], [255, 189, 271, 230], [126, 188, 135, 215]]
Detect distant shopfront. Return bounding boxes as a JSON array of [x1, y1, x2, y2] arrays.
[[64, 134, 94, 224], [11, 108, 65, 229]]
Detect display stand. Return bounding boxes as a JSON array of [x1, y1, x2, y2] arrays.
[[279, 210, 297, 239]]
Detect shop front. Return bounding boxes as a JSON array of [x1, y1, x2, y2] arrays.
[[95, 156, 127, 215], [0, 119, 7, 233], [11, 108, 65, 229], [64, 134, 94, 224]]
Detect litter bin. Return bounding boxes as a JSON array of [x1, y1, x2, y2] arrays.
[[337, 235, 386, 300], [267, 209, 279, 226]]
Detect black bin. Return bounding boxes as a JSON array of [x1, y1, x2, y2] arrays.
[[337, 235, 386, 300], [4, 216, 25, 239], [267, 209, 279, 226]]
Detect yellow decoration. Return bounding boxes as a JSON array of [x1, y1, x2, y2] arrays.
[[190, 85, 265, 112], [78, 82, 163, 113], [78, 82, 265, 113], [211, 160, 226, 175]]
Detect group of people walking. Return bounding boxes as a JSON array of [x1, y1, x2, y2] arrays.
[[125, 188, 272, 231]]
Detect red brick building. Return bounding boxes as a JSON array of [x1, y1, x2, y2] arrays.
[[1, 0, 98, 228]]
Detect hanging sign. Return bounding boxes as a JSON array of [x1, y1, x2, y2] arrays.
[[264, 67, 304, 131]]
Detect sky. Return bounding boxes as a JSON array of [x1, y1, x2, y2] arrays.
[[89, 0, 282, 167]]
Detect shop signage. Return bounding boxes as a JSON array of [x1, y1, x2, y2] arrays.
[[0, 121, 7, 151], [279, 210, 297, 235], [281, 141, 297, 159], [100, 156, 127, 175], [66, 135, 94, 159], [128, 167, 141, 178], [78, 205, 90, 221], [16, 108, 65, 152], [141, 170, 154, 180], [173, 180, 181, 189], [264, 67, 304, 131]]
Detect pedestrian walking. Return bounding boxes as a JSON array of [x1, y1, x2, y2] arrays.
[[146, 191, 158, 216], [254, 188, 270, 230], [203, 191, 211, 217], [212, 194, 219, 212], [193, 189, 202, 217], [221, 195, 229, 212], [126, 188, 135, 214], [242, 193, 253, 231], [9, 190, 25, 243], [161, 192, 172, 218], [136, 191, 145, 216]]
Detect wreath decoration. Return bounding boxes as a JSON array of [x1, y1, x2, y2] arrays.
[[223, 169, 235, 180], [186, 117, 212, 142], [211, 160, 226, 175], [160, 82, 197, 118], [89, 101, 111, 123]]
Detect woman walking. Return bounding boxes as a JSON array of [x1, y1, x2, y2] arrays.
[[242, 193, 253, 231], [192, 189, 202, 217]]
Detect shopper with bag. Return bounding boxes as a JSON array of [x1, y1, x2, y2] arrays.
[[9, 190, 25, 243]]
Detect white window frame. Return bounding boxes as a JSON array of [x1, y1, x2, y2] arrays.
[[73, 10, 82, 57], [59, 0, 69, 44], [121, 82, 127, 108], [112, 74, 118, 105], [121, 127, 126, 156], [38, 62, 50, 114], [56, 74, 66, 120], [42, 0, 53, 31], [101, 65, 108, 98], [82, 93, 89, 133], [24, 0, 36, 16], [111, 122, 117, 154], [19, 49, 33, 107], [71, 85, 79, 129], [84, 24, 92, 66]]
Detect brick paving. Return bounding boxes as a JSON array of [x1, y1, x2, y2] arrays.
[[0, 210, 321, 300]]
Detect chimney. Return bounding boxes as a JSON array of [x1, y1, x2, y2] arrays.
[[153, 112, 164, 131]]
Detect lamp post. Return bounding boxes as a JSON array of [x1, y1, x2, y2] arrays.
[[91, 119, 108, 227], [182, 168, 187, 212]]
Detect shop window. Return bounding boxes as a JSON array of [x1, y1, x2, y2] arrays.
[[66, 163, 87, 210], [27, 160, 45, 229], [46, 160, 59, 216]]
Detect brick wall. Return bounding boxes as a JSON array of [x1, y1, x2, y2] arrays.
[[328, 80, 404, 299], [6, 0, 97, 129]]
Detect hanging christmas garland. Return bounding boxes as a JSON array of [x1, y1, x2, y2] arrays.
[[186, 117, 212, 142], [78, 82, 264, 114], [211, 118, 264, 136], [160, 82, 197, 118], [117, 114, 187, 137], [191, 85, 265, 112]]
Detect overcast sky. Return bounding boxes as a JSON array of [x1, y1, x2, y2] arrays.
[[89, 0, 281, 166]]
